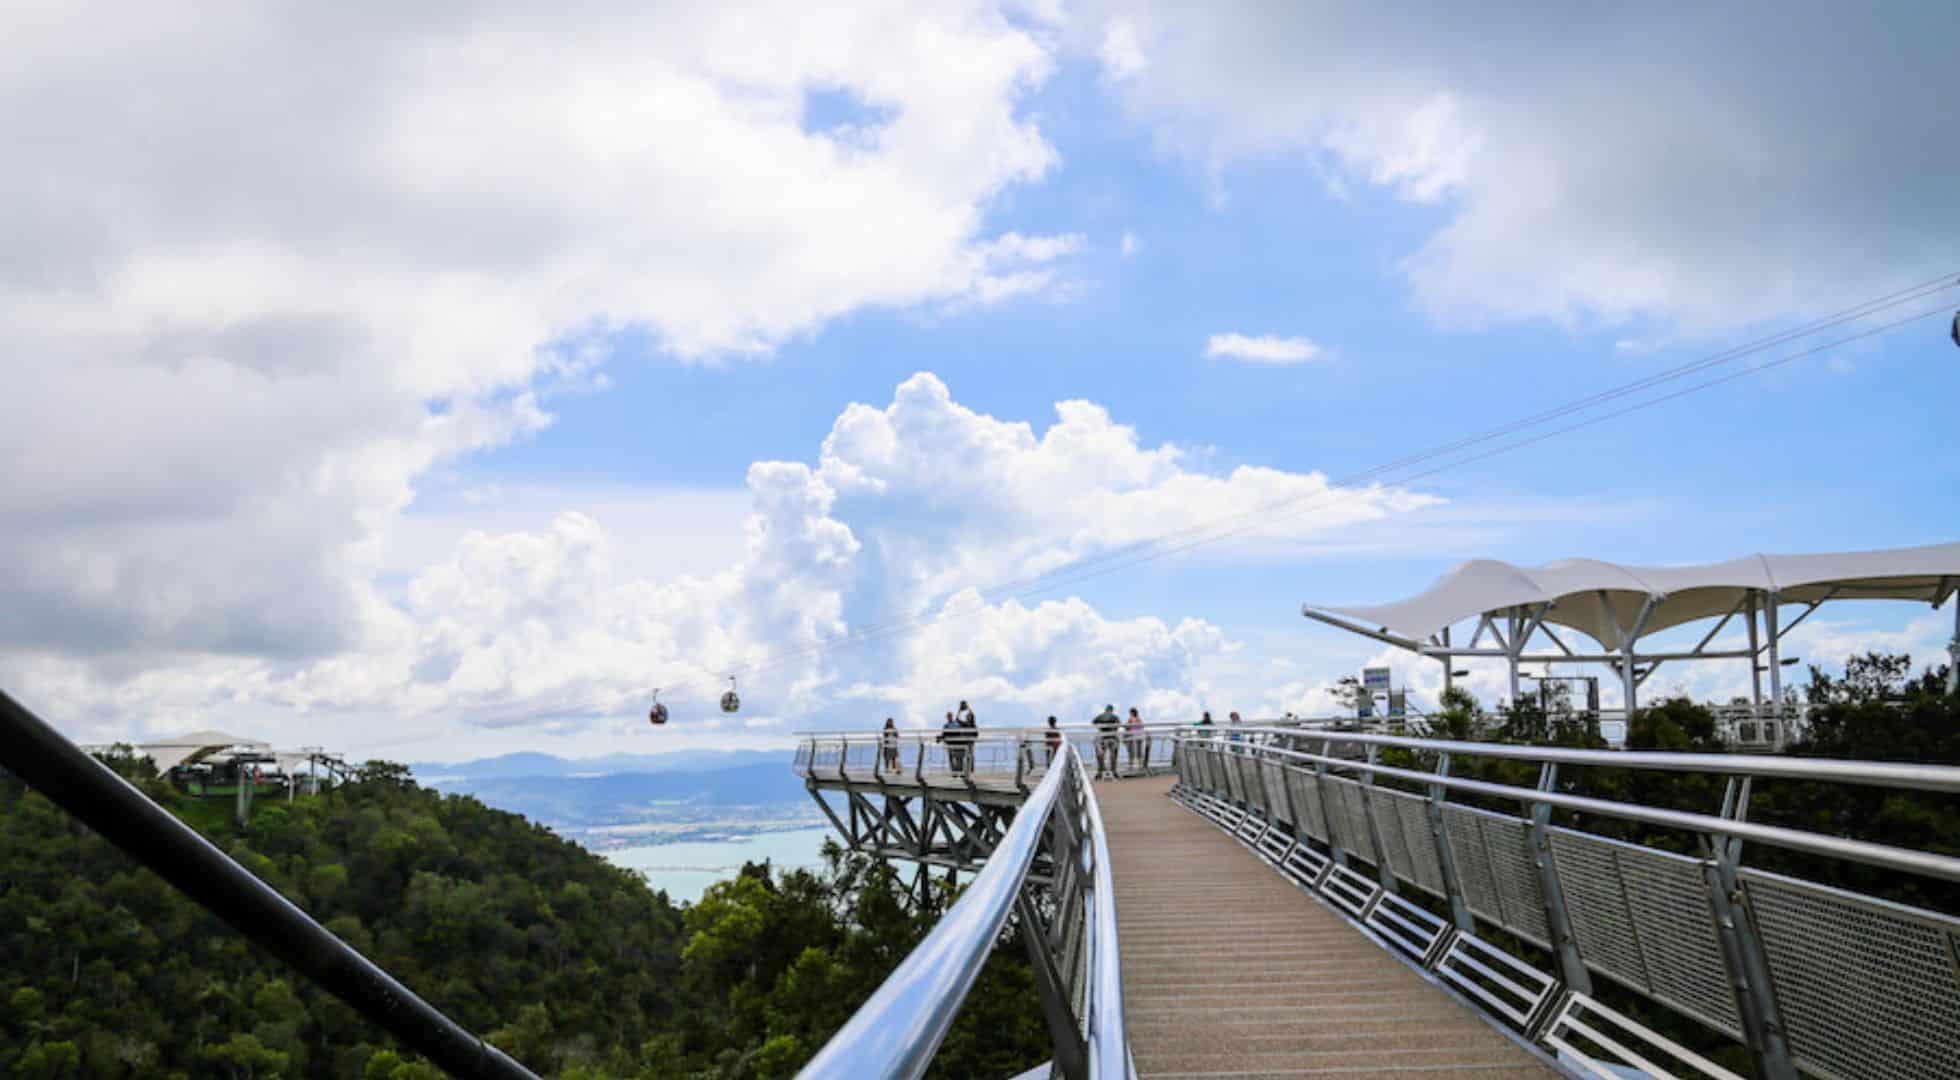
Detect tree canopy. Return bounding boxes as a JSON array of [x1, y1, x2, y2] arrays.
[[1, 755, 1046, 1079]]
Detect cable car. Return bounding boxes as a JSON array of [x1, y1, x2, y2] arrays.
[[720, 676, 741, 714], [648, 689, 668, 726]]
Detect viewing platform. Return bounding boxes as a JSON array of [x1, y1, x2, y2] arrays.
[[1099, 773, 1551, 1077], [796, 723, 1960, 1080]]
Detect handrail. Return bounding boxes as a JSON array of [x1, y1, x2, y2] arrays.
[[1212, 724, 1960, 792], [1078, 758, 1128, 1077], [797, 741, 1128, 1079], [1188, 728, 1960, 883]]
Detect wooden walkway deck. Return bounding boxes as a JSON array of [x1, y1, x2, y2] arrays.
[[1097, 775, 1555, 1079]]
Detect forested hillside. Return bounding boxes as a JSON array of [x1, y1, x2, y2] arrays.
[[0, 757, 1045, 1079]]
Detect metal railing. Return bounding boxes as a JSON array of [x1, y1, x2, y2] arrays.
[[1172, 726, 1960, 1080], [796, 739, 1130, 1080], [793, 722, 1260, 789]]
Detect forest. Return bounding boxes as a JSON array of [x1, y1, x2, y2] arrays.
[[0, 756, 1046, 1079], [4, 654, 1954, 1079]]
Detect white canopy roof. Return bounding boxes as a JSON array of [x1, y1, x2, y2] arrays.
[[136, 730, 270, 772], [1306, 541, 1960, 649]]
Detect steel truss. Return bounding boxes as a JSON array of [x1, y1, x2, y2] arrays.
[[801, 752, 1119, 1080]]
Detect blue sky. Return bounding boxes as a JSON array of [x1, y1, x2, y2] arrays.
[[5, 3, 1956, 759]]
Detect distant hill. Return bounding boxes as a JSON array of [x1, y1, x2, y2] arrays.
[[419, 761, 811, 832], [408, 747, 787, 781]]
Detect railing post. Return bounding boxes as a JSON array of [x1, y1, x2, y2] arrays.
[[1530, 764, 1592, 996], [1272, 758, 1302, 856], [1425, 752, 1475, 933], [1313, 739, 1349, 870], [1705, 777, 1798, 1080], [1357, 745, 1398, 893], [1250, 745, 1277, 831]]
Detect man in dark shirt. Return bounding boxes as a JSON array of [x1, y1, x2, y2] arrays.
[[1093, 704, 1121, 779]]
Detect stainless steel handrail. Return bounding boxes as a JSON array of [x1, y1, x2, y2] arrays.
[[1189, 728, 1960, 883], [797, 741, 1128, 1080], [1078, 760, 1128, 1077], [1214, 724, 1960, 792]]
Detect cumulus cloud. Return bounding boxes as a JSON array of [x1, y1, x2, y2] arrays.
[[1205, 332, 1323, 364], [858, 590, 1231, 727], [0, 2, 1074, 688], [1077, 3, 1960, 330], [816, 373, 1434, 612], [7, 375, 1442, 754]]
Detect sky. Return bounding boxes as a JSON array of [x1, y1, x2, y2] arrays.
[[5, 2, 1958, 762]]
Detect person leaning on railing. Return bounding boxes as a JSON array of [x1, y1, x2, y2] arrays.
[[1093, 704, 1121, 779]]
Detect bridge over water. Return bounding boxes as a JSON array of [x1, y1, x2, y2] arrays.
[[793, 725, 1960, 1080]]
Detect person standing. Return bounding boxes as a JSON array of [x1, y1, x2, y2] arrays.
[[1093, 704, 1121, 779], [940, 710, 964, 774], [881, 717, 901, 771], [1044, 715, 1063, 765], [1228, 710, 1243, 743], [1124, 707, 1145, 771], [956, 706, 978, 776]]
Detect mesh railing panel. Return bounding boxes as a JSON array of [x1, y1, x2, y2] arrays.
[[1322, 777, 1378, 864], [1389, 789, 1446, 897], [1261, 760, 1293, 826], [1223, 751, 1246, 804], [1618, 843, 1738, 1037], [1484, 814, 1550, 948], [1235, 753, 1261, 811], [1546, 829, 1742, 1036], [1548, 829, 1651, 991], [1439, 804, 1550, 948], [1742, 868, 1960, 1080], [1443, 803, 1502, 927], [1286, 768, 1329, 844], [1367, 786, 1416, 881]]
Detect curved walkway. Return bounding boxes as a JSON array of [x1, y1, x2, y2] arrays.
[[1098, 775, 1555, 1079]]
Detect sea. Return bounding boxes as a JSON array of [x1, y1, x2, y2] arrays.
[[602, 826, 835, 904]]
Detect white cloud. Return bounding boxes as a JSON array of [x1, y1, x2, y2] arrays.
[[1078, 3, 1960, 330], [1099, 19, 1147, 80], [8, 374, 1443, 755], [0, 3, 1074, 682], [1205, 332, 1323, 364], [1120, 231, 1142, 257], [866, 590, 1231, 728]]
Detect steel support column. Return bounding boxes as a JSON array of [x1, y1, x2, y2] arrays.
[[1425, 752, 1475, 933], [1530, 764, 1592, 995], [1313, 751, 1349, 870], [1704, 778, 1798, 1080], [1948, 592, 1959, 696], [1765, 592, 1784, 751], [1746, 592, 1764, 723], [1357, 746, 1398, 894], [1016, 890, 1088, 1080]]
